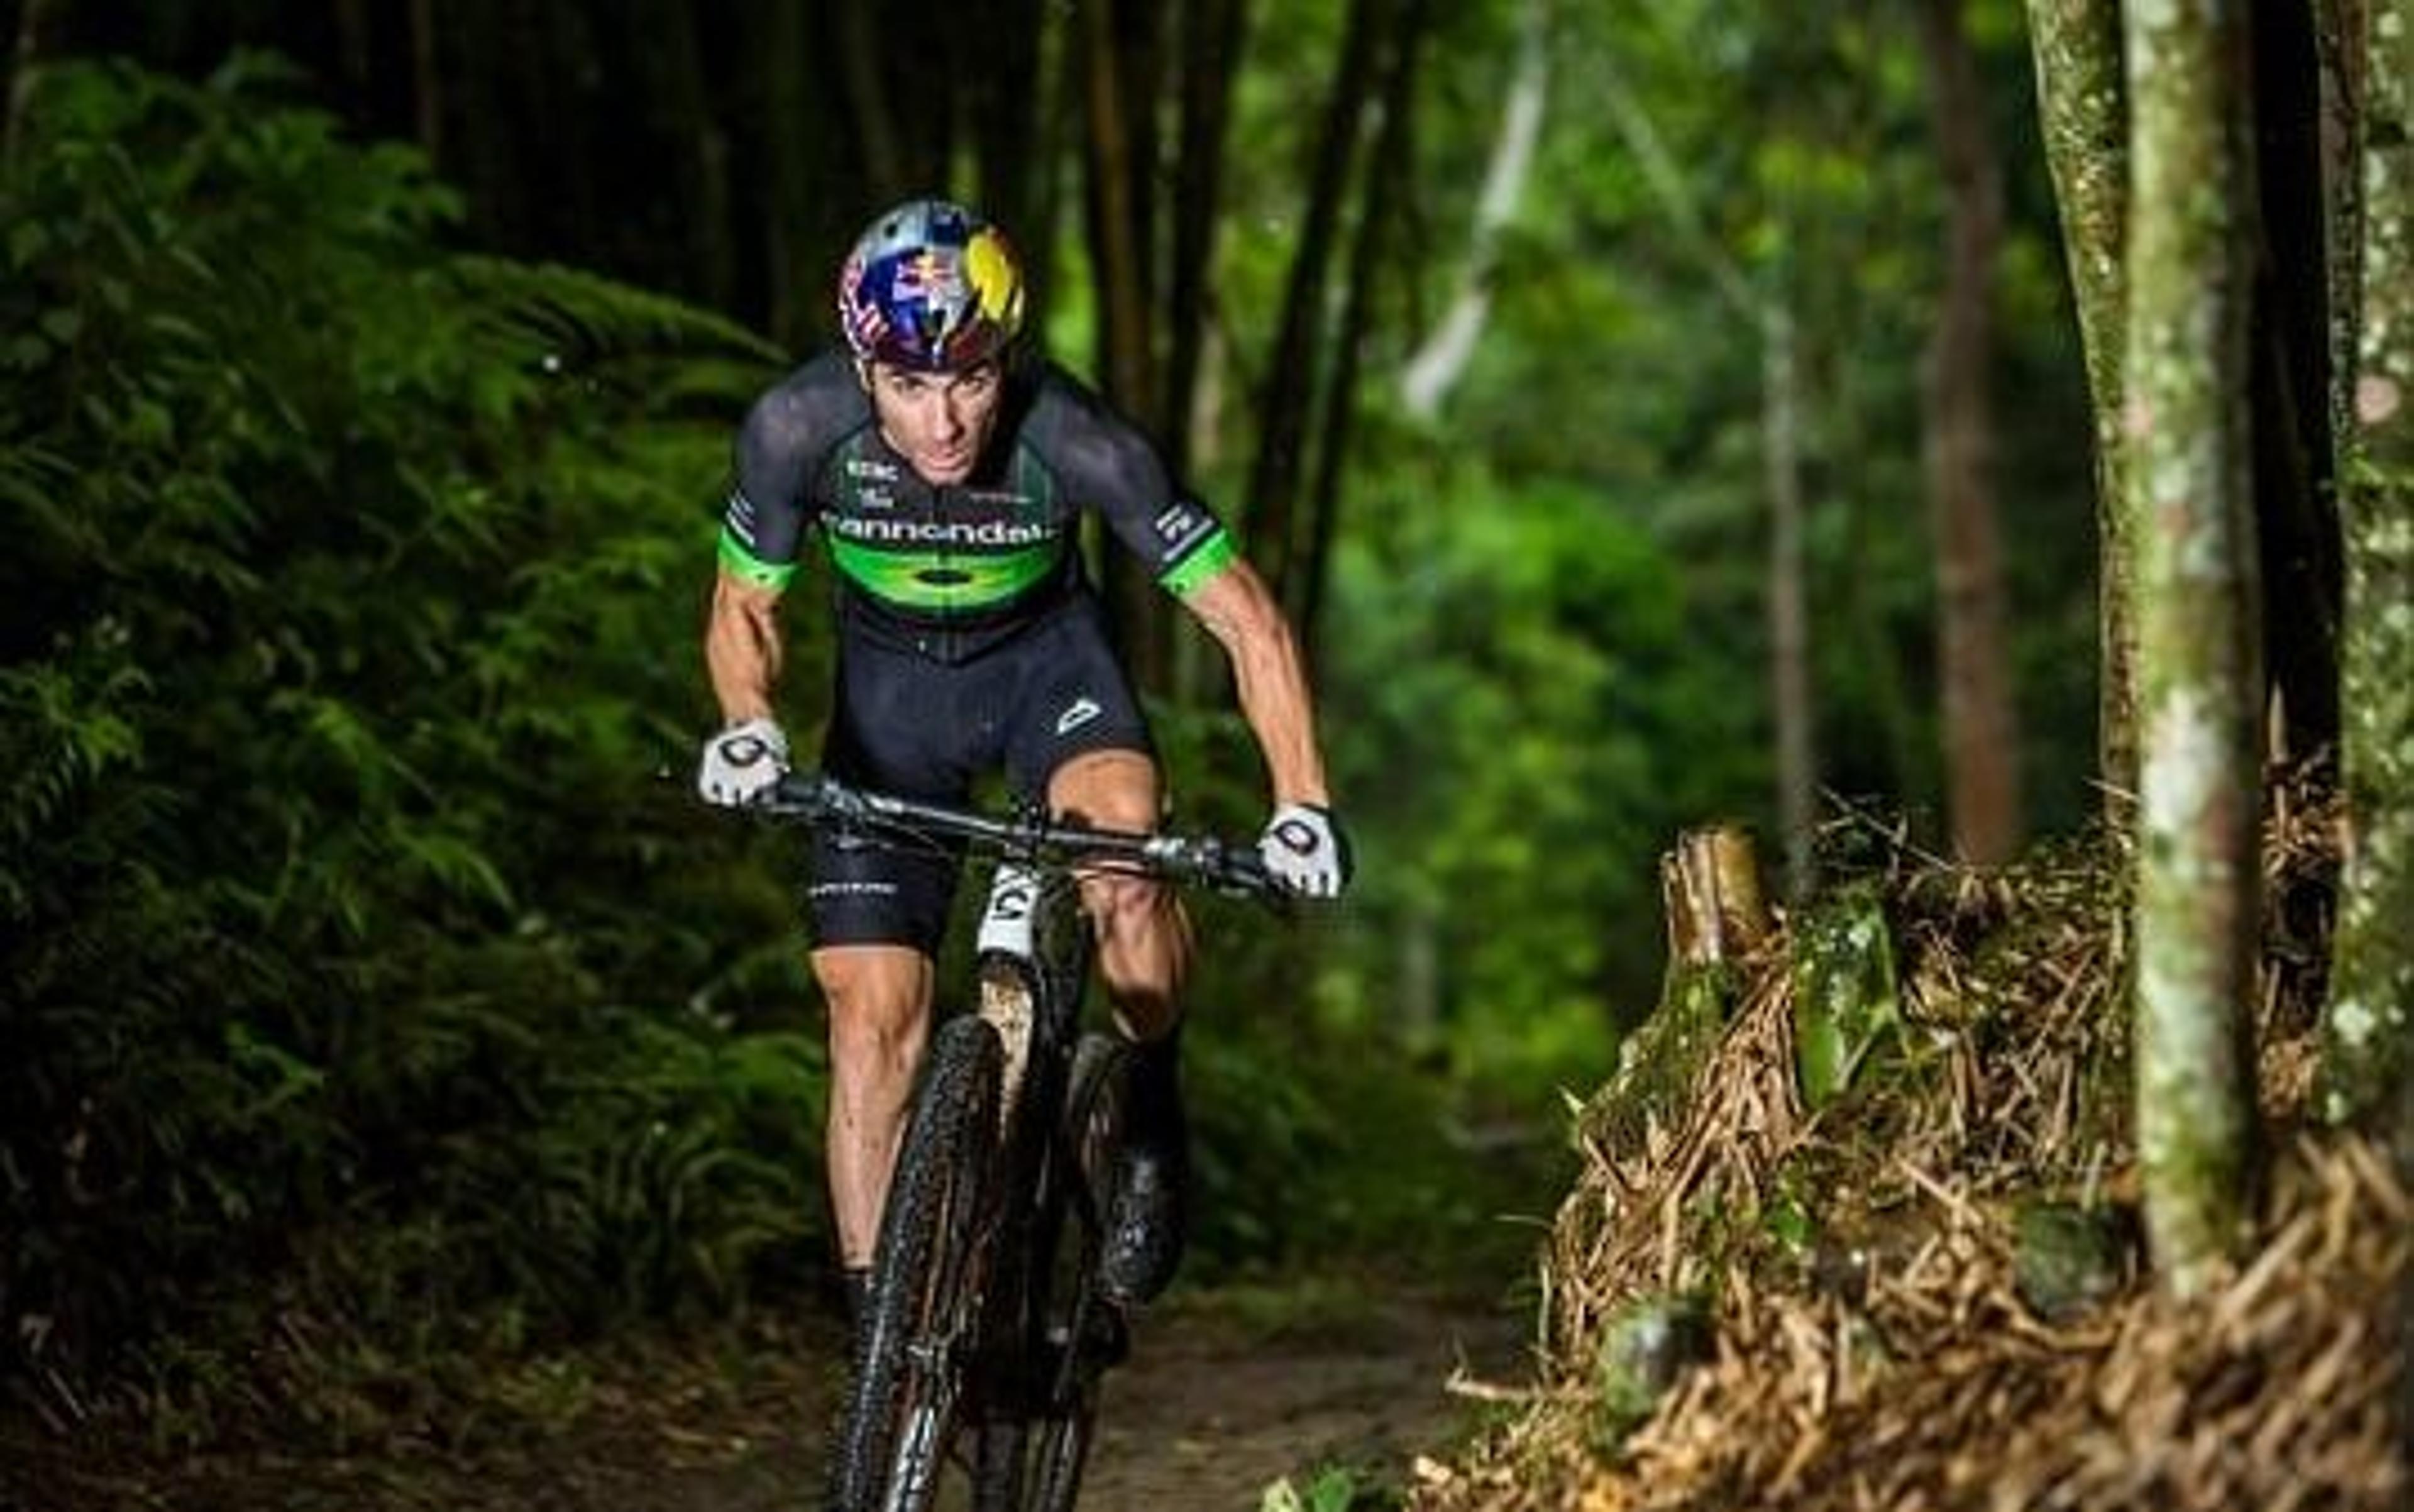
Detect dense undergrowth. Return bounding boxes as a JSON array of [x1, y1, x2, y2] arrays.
[[0, 58, 1522, 1458], [1409, 785, 2407, 1509]]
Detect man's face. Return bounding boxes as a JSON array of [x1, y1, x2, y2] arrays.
[[861, 360, 1005, 486]]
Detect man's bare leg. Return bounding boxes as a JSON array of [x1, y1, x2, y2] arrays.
[[1049, 749, 1196, 1303], [812, 943, 937, 1278], [1049, 749, 1192, 1035]]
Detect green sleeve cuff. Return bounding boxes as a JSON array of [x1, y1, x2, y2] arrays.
[[1159, 529, 1237, 597], [719, 525, 798, 592]]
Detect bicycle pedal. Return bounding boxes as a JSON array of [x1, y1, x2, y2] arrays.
[[1050, 1303, 1129, 1367]]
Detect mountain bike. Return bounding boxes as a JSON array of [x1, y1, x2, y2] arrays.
[[751, 771, 1277, 1512]]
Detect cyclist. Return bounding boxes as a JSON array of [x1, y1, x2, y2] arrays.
[[695, 197, 1350, 1325]]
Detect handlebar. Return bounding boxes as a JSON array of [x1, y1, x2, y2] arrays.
[[750, 771, 1280, 900]]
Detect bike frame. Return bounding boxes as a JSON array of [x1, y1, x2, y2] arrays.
[[751, 772, 1271, 1511]]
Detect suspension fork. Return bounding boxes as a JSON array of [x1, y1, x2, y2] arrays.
[[970, 863, 1089, 1401], [975, 862, 1093, 1125]]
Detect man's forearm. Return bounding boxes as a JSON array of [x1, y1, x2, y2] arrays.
[[1228, 624, 1328, 807], [706, 571, 785, 724], [1186, 562, 1330, 807]]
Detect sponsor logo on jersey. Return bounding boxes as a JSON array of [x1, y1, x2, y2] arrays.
[[1152, 501, 1215, 555], [827, 516, 1056, 548], [724, 490, 761, 546], [845, 458, 901, 483], [1055, 697, 1103, 736]]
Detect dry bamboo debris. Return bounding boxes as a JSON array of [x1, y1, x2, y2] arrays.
[[1417, 803, 2403, 1512]]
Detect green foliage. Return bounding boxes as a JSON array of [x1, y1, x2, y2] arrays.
[[1319, 460, 1763, 1093], [0, 58, 1483, 1445], [1790, 883, 1907, 1106], [0, 57, 811, 1411], [1261, 1464, 1398, 1512]]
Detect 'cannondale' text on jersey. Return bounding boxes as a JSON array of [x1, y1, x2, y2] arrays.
[[717, 355, 1235, 662]]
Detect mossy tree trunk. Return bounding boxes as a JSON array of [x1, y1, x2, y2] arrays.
[[2324, 0, 2414, 1155], [2024, 0, 2137, 795], [2125, 0, 2262, 1296]]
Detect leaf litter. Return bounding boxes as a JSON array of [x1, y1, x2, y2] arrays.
[[1412, 769, 2407, 1511]]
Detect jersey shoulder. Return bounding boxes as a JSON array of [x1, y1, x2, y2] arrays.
[[1018, 360, 1172, 499], [741, 350, 873, 474]]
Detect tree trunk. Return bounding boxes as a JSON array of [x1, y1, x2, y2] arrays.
[[1919, 0, 2023, 866], [652, 0, 736, 314], [1244, 0, 1389, 607], [2323, 0, 2414, 1156], [2024, 0, 2137, 797], [1163, 0, 1248, 482], [755, 0, 819, 348], [2316, 0, 2369, 466], [3, 0, 62, 167], [408, 0, 443, 167], [2125, 0, 2262, 1297], [529, 0, 598, 259], [1079, 0, 1160, 421], [834, 0, 907, 202], [1079, 0, 1171, 688], [2249, 2, 2343, 762], [969, 0, 1050, 257], [1298, 0, 1428, 655], [1398, 0, 1546, 419], [333, 0, 374, 110], [1765, 302, 1817, 897]]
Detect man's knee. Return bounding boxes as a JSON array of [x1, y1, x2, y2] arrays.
[[813, 946, 933, 1069], [1048, 749, 1160, 833]]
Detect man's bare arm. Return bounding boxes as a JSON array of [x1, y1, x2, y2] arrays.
[[1179, 559, 1330, 808], [705, 570, 785, 724]]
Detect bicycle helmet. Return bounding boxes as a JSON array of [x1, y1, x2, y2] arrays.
[[836, 198, 1027, 371]]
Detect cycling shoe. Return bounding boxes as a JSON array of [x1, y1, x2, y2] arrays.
[[1098, 1036, 1187, 1305]]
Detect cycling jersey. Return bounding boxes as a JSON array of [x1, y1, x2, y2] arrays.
[[719, 353, 1235, 664], [719, 352, 1219, 951]]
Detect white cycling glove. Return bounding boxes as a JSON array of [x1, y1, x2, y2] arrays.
[[1259, 803, 1352, 898], [697, 717, 790, 807]]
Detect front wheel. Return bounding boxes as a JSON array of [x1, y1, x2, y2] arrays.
[[830, 1015, 1005, 1512], [1021, 1032, 1133, 1512]]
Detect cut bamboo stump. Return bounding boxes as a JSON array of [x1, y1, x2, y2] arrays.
[[1662, 825, 1772, 968]]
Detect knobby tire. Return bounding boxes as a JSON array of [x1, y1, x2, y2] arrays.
[[1021, 1033, 1132, 1512], [829, 1015, 1005, 1512]]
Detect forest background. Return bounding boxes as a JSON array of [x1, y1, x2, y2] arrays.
[[0, 0, 2288, 1463]]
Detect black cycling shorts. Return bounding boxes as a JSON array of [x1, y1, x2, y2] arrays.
[[807, 592, 1155, 954]]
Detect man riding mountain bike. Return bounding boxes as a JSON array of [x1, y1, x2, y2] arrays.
[[694, 197, 1351, 1329]]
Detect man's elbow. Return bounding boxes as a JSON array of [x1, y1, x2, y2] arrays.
[[1191, 559, 1287, 648]]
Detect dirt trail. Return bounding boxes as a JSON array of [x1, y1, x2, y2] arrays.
[[1079, 1288, 1526, 1508], [4, 1284, 1529, 1512]]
